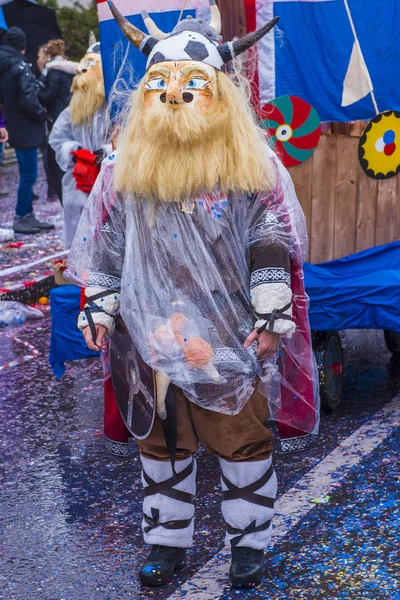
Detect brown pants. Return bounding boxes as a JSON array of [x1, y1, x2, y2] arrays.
[[138, 387, 273, 462]]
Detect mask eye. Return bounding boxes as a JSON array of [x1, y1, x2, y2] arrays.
[[146, 77, 167, 91], [185, 78, 207, 90]]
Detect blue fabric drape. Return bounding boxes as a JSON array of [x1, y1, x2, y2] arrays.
[[304, 242, 400, 332]]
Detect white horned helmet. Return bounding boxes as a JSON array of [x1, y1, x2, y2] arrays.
[[87, 31, 101, 54], [107, 0, 279, 72], [142, 0, 222, 43]]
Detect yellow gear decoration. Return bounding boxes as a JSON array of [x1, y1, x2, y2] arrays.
[[359, 111, 400, 179]]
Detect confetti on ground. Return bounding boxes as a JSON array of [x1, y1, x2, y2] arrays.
[[0, 162, 64, 299], [311, 495, 331, 504]]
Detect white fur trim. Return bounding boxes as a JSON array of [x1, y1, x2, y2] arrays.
[[251, 282, 295, 339], [46, 59, 80, 75], [220, 457, 277, 550], [77, 286, 120, 335], [141, 456, 196, 548]]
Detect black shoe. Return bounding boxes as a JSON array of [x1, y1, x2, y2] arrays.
[[13, 215, 40, 235], [139, 545, 187, 587], [229, 546, 264, 589], [30, 214, 55, 230]]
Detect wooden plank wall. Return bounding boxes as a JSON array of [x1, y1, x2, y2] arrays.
[[287, 133, 400, 263]]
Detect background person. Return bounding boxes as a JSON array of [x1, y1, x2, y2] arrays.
[[0, 27, 54, 234], [49, 37, 110, 247], [38, 39, 79, 204]]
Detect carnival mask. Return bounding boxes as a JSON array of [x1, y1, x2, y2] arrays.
[[70, 50, 105, 125], [144, 60, 217, 113], [76, 52, 103, 79]]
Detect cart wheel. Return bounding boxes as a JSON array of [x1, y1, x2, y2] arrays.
[[313, 332, 344, 413], [384, 330, 400, 354]]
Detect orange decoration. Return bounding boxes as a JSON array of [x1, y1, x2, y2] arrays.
[[170, 312, 188, 334], [183, 337, 214, 368], [38, 296, 50, 306]]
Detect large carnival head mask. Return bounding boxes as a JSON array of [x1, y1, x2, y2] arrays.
[[70, 35, 105, 126], [110, 1, 278, 202]]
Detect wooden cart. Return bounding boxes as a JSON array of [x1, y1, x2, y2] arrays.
[[217, 2, 400, 410]]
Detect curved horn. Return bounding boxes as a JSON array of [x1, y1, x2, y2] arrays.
[[88, 30, 96, 47], [141, 10, 168, 40], [209, 0, 221, 35], [108, 2, 157, 55], [218, 16, 279, 63]]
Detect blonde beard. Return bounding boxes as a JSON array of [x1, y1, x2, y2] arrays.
[[70, 73, 105, 126], [114, 73, 275, 203]]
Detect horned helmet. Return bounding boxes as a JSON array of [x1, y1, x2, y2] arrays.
[[107, 0, 279, 72]]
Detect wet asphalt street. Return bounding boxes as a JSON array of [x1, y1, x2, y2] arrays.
[[1, 320, 399, 600], [1, 161, 400, 600]]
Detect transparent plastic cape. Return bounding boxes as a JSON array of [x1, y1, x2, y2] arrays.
[[49, 106, 111, 247], [66, 149, 319, 441]]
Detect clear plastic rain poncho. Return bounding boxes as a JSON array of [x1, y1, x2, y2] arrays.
[[49, 105, 111, 247], [66, 148, 319, 444]]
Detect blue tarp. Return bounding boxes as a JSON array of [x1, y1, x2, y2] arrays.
[[304, 241, 400, 332], [49, 285, 100, 378]]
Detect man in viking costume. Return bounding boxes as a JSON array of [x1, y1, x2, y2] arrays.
[[49, 37, 111, 247], [67, 1, 318, 589]]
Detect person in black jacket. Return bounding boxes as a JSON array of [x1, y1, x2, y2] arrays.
[[38, 39, 78, 203], [0, 27, 54, 234], [38, 39, 76, 122]]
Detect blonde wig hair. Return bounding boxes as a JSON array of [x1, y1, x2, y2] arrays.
[[114, 69, 275, 202], [70, 59, 105, 126]]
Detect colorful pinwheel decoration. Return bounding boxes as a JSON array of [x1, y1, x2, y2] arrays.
[[260, 95, 322, 168]]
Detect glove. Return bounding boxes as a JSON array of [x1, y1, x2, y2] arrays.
[[93, 148, 105, 165]]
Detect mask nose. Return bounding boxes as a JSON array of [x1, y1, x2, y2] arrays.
[[166, 79, 183, 105]]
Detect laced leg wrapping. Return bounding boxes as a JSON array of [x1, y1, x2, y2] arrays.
[[219, 457, 277, 550], [141, 456, 196, 548]]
